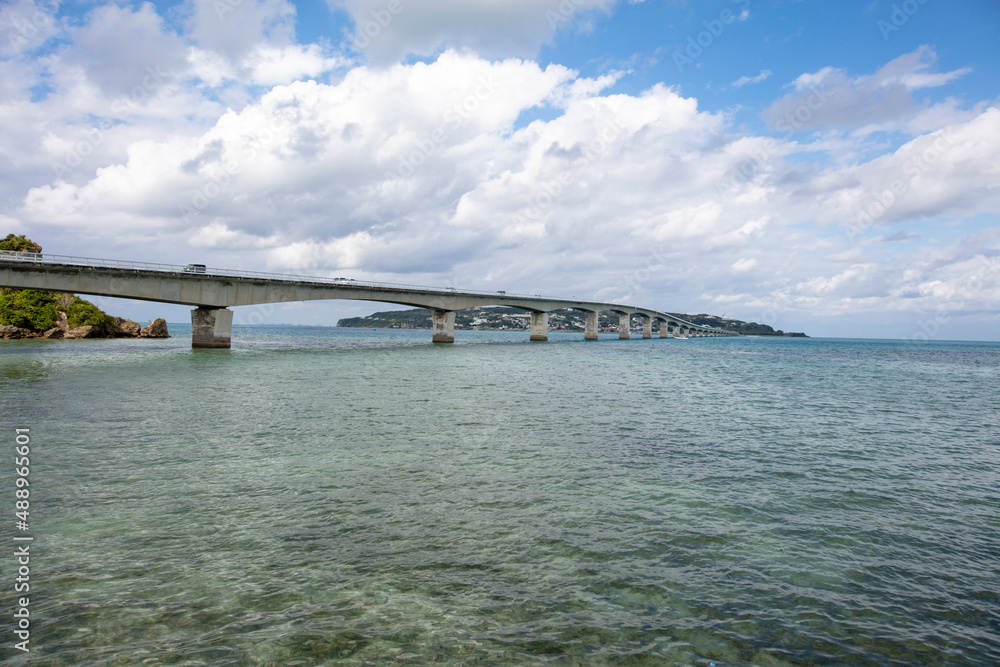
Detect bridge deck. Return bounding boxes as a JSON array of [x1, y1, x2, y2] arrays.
[[0, 251, 737, 346]]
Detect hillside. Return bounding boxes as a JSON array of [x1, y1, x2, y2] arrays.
[[338, 306, 807, 336], [680, 313, 808, 337]]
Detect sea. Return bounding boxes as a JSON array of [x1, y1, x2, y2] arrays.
[[1, 326, 998, 666]]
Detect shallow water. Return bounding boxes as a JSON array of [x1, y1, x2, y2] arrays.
[[2, 328, 998, 665]]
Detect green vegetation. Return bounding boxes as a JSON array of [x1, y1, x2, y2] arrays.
[[66, 296, 115, 330], [680, 314, 808, 337], [0, 234, 42, 253], [0, 290, 114, 333], [0, 234, 61, 331], [0, 290, 59, 331], [339, 308, 434, 329]]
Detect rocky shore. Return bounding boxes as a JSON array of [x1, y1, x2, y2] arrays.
[[0, 317, 170, 340]]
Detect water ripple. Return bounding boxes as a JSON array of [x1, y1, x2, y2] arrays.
[[2, 332, 998, 665]]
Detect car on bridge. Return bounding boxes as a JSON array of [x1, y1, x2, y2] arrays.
[[183, 264, 206, 274]]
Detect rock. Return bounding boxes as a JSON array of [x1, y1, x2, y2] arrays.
[[140, 318, 170, 338], [1, 325, 22, 339], [112, 317, 141, 337], [0, 326, 44, 339], [42, 327, 64, 339], [64, 325, 96, 339]]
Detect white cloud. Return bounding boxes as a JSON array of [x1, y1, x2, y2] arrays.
[[190, 221, 283, 249], [187, 26, 343, 88], [15, 47, 998, 331], [732, 69, 771, 89], [66, 3, 189, 97], [331, 0, 618, 64], [185, 0, 298, 62], [19, 52, 580, 245], [241, 44, 344, 85], [816, 108, 1000, 232], [12, 52, 733, 278], [762, 46, 972, 134], [187, 47, 238, 88], [0, 0, 61, 58]]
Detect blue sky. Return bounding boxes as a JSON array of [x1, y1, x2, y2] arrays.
[[1, 0, 998, 339]]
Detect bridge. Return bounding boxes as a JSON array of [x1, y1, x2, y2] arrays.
[[0, 251, 738, 348]]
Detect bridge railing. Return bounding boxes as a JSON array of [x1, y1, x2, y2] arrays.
[[0, 250, 734, 333], [0, 250, 553, 298], [0, 250, 191, 274]]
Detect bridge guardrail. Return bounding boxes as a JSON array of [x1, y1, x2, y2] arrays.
[[0, 250, 732, 333], [0, 250, 554, 298]]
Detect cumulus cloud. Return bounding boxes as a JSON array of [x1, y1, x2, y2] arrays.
[[185, 0, 298, 62], [0, 0, 61, 57], [12, 49, 732, 282], [0, 0, 347, 214], [19, 52, 582, 251], [67, 3, 189, 97], [190, 221, 283, 249], [762, 46, 971, 134], [15, 45, 999, 326], [241, 44, 343, 85], [189, 43, 344, 87], [182, 0, 343, 89], [788, 230, 1000, 321], [816, 108, 1000, 233], [331, 0, 618, 64]]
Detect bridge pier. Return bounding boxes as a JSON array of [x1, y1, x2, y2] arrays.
[[432, 309, 455, 343], [530, 312, 548, 341], [584, 312, 598, 340], [0, 253, 740, 344], [618, 314, 630, 339], [191, 307, 233, 349]]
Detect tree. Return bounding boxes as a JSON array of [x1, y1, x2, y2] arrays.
[[0, 290, 58, 330], [0, 234, 42, 253], [66, 296, 114, 330]]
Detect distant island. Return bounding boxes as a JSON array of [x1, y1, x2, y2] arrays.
[[0, 234, 170, 340], [338, 306, 808, 337]]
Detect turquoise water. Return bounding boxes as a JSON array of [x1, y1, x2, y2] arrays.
[[2, 327, 998, 665]]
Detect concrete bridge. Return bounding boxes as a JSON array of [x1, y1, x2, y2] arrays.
[[0, 251, 737, 348]]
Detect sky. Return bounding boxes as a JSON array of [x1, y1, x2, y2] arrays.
[[1, 0, 998, 340]]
